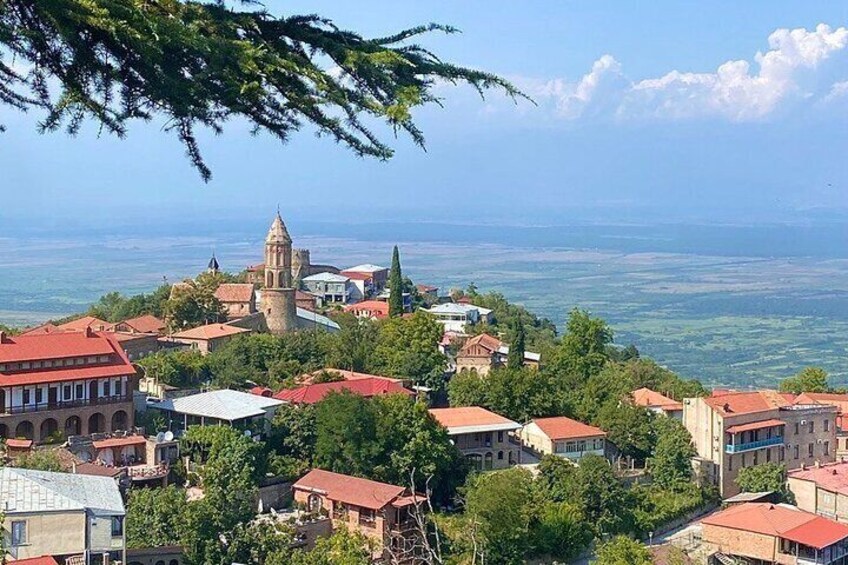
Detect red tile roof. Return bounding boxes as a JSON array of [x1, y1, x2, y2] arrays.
[[344, 300, 390, 319], [796, 392, 848, 417], [250, 386, 274, 397], [428, 406, 518, 430], [11, 556, 60, 565], [5, 438, 33, 449], [340, 271, 374, 281], [788, 461, 848, 497], [214, 283, 255, 303], [111, 315, 166, 334], [57, 316, 111, 332], [20, 323, 62, 336], [274, 378, 412, 404], [725, 419, 786, 434], [0, 330, 116, 362], [294, 469, 407, 510], [0, 363, 136, 387], [460, 333, 503, 355], [631, 387, 683, 411], [172, 324, 250, 340], [703, 390, 794, 416], [297, 369, 403, 385], [702, 503, 848, 549], [529, 416, 606, 440], [92, 436, 147, 450]]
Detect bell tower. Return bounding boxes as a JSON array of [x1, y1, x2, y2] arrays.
[[263, 211, 297, 334]]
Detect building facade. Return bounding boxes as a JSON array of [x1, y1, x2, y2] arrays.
[[428, 406, 521, 471], [519, 416, 607, 461], [454, 333, 540, 376], [789, 462, 848, 522], [683, 391, 838, 497], [0, 329, 138, 444]]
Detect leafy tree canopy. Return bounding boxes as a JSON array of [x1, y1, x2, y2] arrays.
[[1, 0, 522, 180], [593, 535, 653, 565], [779, 366, 830, 395], [370, 311, 446, 388], [649, 418, 696, 491], [735, 463, 794, 503]]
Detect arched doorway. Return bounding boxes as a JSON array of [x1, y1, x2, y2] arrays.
[[65, 416, 82, 437], [15, 420, 34, 440], [111, 410, 128, 432], [308, 494, 323, 512], [88, 412, 105, 434], [40, 418, 59, 441]]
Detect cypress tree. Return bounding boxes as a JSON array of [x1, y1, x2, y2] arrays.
[[389, 245, 404, 318], [508, 320, 526, 369]]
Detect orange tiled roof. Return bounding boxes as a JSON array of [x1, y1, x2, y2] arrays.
[[172, 324, 250, 340], [460, 333, 503, 355], [298, 369, 402, 385], [274, 377, 412, 404], [92, 436, 147, 450], [11, 556, 60, 565], [428, 406, 517, 429], [214, 283, 255, 303], [20, 323, 63, 336], [530, 416, 606, 440], [788, 461, 848, 497], [702, 503, 848, 549], [56, 316, 111, 332], [0, 330, 119, 363], [796, 392, 848, 415], [703, 390, 795, 416], [344, 300, 390, 319], [632, 387, 683, 411], [113, 314, 166, 334], [294, 469, 406, 510], [725, 418, 785, 434]]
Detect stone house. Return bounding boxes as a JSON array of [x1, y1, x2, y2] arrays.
[[519, 416, 607, 461], [454, 333, 540, 376], [788, 461, 848, 522], [169, 323, 251, 354], [428, 406, 521, 471], [213, 283, 257, 320], [292, 469, 422, 562]]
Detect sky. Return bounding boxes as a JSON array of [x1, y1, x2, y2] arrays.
[[2, 1, 848, 227]]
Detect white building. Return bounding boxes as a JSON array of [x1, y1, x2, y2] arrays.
[[420, 303, 494, 333], [302, 272, 354, 305], [520, 416, 607, 461]]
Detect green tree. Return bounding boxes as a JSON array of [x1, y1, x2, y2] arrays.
[[649, 418, 696, 491], [507, 319, 526, 370], [574, 454, 634, 537], [531, 501, 592, 561], [370, 311, 446, 388], [593, 535, 652, 565], [595, 401, 655, 462], [87, 284, 171, 321], [137, 349, 210, 388], [464, 467, 536, 564], [447, 370, 488, 407], [221, 519, 297, 565], [323, 314, 378, 372], [537, 454, 580, 503], [1, 1, 521, 181], [388, 245, 404, 318], [13, 450, 64, 472], [552, 308, 614, 386], [268, 403, 317, 463], [735, 463, 793, 502], [289, 529, 372, 565], [779, 367, 830, 394], [313, 391, 379, 477], [164, 280, 226, 332], [125, 486, 187, 548]]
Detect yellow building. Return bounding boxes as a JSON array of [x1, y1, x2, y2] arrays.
[[1, 467, 125, 564]]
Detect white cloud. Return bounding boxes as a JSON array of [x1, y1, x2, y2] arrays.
[[525, 23, 848, 122]]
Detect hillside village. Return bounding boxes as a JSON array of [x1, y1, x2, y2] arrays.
[[2, 213, 848, 565]]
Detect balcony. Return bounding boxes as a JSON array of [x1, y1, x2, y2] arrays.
[[725, 436, 783, 453], [0, 394, 134, 416]]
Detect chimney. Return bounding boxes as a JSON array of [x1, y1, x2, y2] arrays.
[[801, 462, 807, 470], [72, 462, 77, 474], [85, 326, 94, 338], [723, 403, 731, 413], [0, 331, 5, 343]]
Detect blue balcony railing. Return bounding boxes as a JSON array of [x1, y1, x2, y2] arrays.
[[725, 436, 783, 453]]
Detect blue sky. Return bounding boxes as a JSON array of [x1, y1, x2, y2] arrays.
[[2, 1, 848, 225]]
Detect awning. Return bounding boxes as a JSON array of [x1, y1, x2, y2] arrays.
[[92, 435, 147, 449], [726, 419, 785, 434], [5, 438, 33, 449]]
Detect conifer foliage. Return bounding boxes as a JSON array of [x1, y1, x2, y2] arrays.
[[388, 245, 404, 318], [0, 1, 524, 180]]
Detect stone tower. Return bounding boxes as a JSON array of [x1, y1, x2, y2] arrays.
[[292, 248, 311, 284], [263, 212, 297, 334]]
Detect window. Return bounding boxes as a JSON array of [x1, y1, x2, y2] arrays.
[[76, 384, 84, 398], [766, 448, 771, 463], [35, 388, 42, 404], [497, 431, 504, 443], [779, 446, 785, 462], [809, 443, 815, 457], [810, 421, 815, 433], [63, 385, 72, 400], [753, 451, 758, 465], [23, 389, 30, 405], [825, 441, 830, 456], [794, 445, 800, 459], [111, 517, 123, 536], [825, 419, 830, 432], [727, 456, 733, 472], [103, 381, 111, 396], [115, 380, 122, 396], [359, 508, 377, 527], [11, 521, 26, 546], [498, 451, 504, 460], [795, 422, 800, 435]]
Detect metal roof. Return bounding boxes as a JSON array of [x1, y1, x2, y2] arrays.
[[154, 389, 283, 421], [0, 467, 124, 516], [303, 272, 349, 283], [296, 307, 341, 331]]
